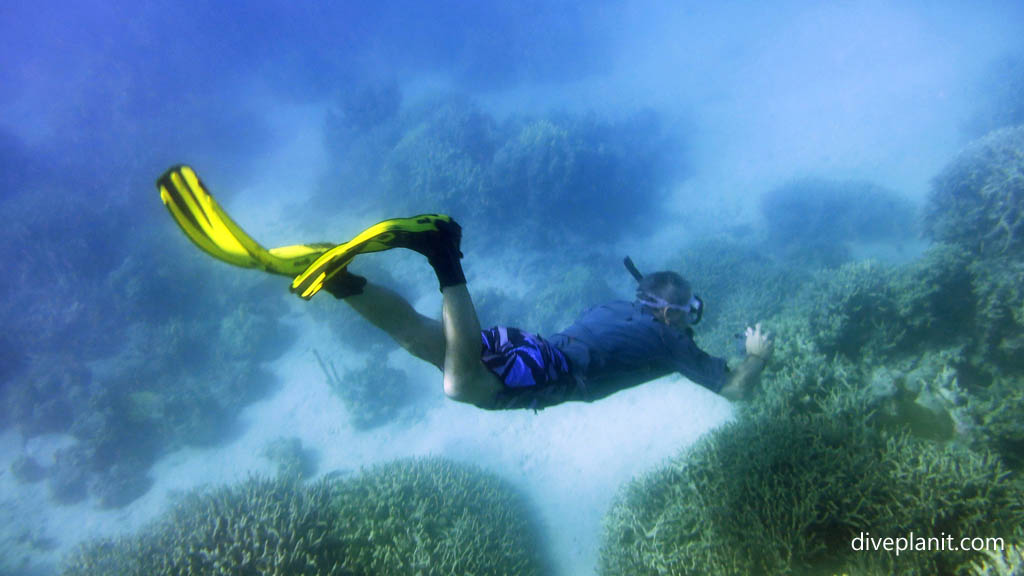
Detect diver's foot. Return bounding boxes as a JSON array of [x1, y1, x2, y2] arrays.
[[387, 215, 463, 261], [388, 216, 466, 289], [321, 268, 367, 299]]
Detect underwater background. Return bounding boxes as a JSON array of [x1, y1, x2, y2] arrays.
[[2, 1, 1024, 574]]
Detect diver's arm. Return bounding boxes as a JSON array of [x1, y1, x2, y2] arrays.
[[718, 323, 773, 402], [719, 355, 766, 401]]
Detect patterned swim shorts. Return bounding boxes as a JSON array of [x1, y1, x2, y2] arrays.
[[480, 326, 578, 411]]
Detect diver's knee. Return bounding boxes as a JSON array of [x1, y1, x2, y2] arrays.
[[443, 374, 472, 402], [443, 372, 498, 408]]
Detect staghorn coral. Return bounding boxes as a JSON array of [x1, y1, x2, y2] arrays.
[[775, 243, 972, 368], [670, 236, 809, 359], [802, 259, 908, 361], [925, 125, 1024, 258], [967, 376, 1024, 470], [969, 255, 1024, 376], [62, 457, 546, 576], [746, 238, 1024, 476], [62, 476, 347, 576], [599, 408, 1024, 576], [970, 542, 1024, 576], [330, 457, 546, 575]]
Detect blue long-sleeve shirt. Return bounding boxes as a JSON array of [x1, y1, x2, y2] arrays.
[[548, 300, 729, 401]]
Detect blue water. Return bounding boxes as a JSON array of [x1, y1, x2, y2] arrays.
[[2, 1, 1023, 574]]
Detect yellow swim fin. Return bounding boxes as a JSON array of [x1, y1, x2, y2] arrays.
[[290, 214, 455, 299], [157, 165, 334, 276]]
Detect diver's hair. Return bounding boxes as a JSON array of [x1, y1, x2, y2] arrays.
[[638, 271, 692, 307]]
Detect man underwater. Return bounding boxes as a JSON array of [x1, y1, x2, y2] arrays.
[[158, 165, 773, 411]]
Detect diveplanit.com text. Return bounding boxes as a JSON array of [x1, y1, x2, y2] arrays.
[[851, 532, 1004, 556]]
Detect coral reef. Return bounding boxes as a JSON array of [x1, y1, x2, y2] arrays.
[[316, 349, 422, 430], [320, 91, 683, 250], [759, 177, 917, 267], [925, 125, 1024, 258], [380, 97, 499, 219], [967, 377, 1024, 470], [62, 457, 547, 576], [2, 211, 294, 508], [600, 408, 1024, 576], [640, 227, 1024, 575], [669, 236, 809, 358], [970, 542, 1024, 576], [487, 110, 680, 246], [969, 254, 1024, 375], [62, 476, 346, 576], [262, 436, 318, 480], [329, 458, 546, 575], [5, 358, 89, 437], [799, 245, 972, 364]]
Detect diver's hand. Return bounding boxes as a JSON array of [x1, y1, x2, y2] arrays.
[[745, 323, 773, 361]]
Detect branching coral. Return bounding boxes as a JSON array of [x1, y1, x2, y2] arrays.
[[599, 409, 1024, 576], [671, 237, 810, 358], [969, 255, 1024, 376], [970, 542, 1024, 576], [62, 457, 547, 576], [926, 125, 1024, 258], [967, 376, 1024, 471], [330, 458, 546, 575], [802, 259, 905, 360], [62, 476, 347, 575]]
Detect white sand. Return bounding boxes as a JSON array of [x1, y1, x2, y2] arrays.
[[0, 302, 733, 575]]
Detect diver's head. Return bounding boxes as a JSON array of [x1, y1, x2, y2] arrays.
[[636, 271, 703, 327]]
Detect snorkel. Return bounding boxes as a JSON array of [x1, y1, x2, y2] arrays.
[[623, 256, 704, 325]]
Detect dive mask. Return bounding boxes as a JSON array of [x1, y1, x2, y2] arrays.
[[637, 291, 704, 325]]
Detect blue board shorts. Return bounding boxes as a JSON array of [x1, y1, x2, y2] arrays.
[[480, 326, 579, 411]]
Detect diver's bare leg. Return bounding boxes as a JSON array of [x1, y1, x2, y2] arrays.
[[440, 284, 503, 407], [344, 282, 445, 369]]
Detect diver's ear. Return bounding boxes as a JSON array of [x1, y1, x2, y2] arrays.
[[655, 306, 670, 325]]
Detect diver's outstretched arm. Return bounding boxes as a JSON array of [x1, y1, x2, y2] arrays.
[[719, 323, 773, 401]]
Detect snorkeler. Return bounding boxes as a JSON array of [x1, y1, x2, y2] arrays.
[[158, 165, 773, 411]]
